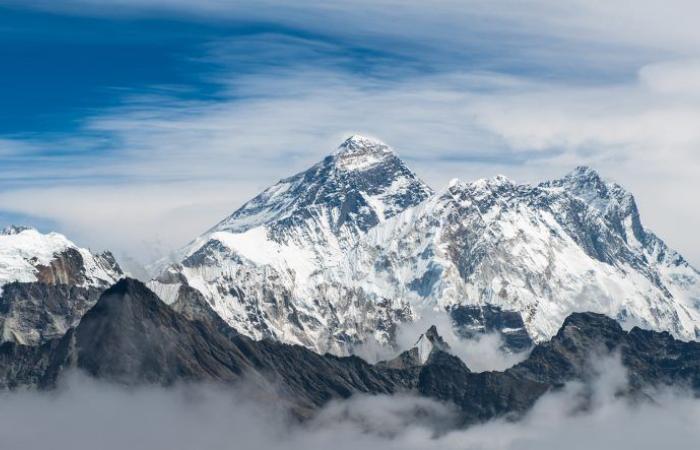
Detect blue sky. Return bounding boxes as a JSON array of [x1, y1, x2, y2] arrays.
[[1, 1, 700, 268], [0, 8, 221, 134]]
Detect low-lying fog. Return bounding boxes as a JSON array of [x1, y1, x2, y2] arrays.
[[1, 356, 697, 450]]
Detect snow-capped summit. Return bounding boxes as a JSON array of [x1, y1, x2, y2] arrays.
[[333, 135, 394, 171], [336, 134, 388, 153], [543, 165, 631, 213], [564, 165, 603, 180], [0, 227, 123, 345], [1, 225, 33, 236], [152, 136, 700, 357], [0, 227, 120, 289], [446, 174, 517, 202], [210, 134, 432, 237]]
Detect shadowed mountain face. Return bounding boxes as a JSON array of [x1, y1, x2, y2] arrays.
[[1, 279, 698, 424], [3, 279, 419, 417]]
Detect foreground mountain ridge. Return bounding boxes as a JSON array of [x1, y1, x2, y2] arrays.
[[151, 136, 700, 355], [1, 278, 698, 424]]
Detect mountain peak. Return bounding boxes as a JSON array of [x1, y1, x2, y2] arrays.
[[378, 325, 452, 369], [473, 174, 515, 188], [444, 174, 515, 198], [566, 165, 604, 182], [547, 166, 639, 214], [414, 325, 451, 364], [204, 134, 431, 238], [334, 135, 395, 171], [540, 165, 612, 199], [337, 134, 389, 153], [103, 277, 151, 298], [0, 227, 122, 289], [1, 225, 34, 236]]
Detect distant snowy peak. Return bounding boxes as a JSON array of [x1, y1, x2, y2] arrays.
[[542, 166, 635, 216], [443, 174, 517, 202], [333, 135, 394, 171], [0, 226, 122, 289], [541, 166, 687, 266], [1, 225, 33, 236], [211, 135, 432, 236], [553, 165, 624, 198], [0, 226, 124, 345]]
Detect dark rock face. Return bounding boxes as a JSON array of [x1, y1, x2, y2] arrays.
[[425, 324, 450, 351], [378, 347, 423, 370], [0, 336, 72, 389], [70, 279, 417, 416], [450, 304, 533, 352], [418, 351, 550, 425], [0, 241, 123, 346], [510, 312, 630, 384], [622, 327, 700, 391], [1, 280, 698, 425], [170, 284, 225, 324], [0, 282, 104, 344], [34, 248, 89, 285], [377, 324, 453, 370], [511, 312, 700, 392]]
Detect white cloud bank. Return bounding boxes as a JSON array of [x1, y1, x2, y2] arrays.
[[1, 358, 698, 450]]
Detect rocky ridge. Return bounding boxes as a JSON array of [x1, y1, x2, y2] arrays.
[[0, 278, 697, 425]]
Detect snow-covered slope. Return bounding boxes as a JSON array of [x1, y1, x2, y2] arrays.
[[349, 168, 700, 343], [0, 226, 123, 344], [151, 136, 432, 353], [152, 136, 700, 355], [0, 226, 119, 289]]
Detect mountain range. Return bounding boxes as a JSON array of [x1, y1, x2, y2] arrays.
[[1, 135, 700, 428], [1, 277, 698, 424], [147, 135, 700, 357]]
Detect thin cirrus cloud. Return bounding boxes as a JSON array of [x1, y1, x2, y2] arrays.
[[0, 1, 699, 269], [12, 1, 700, 54]]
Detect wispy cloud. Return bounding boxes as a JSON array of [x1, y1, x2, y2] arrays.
[[12, 1, 700, 56]]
